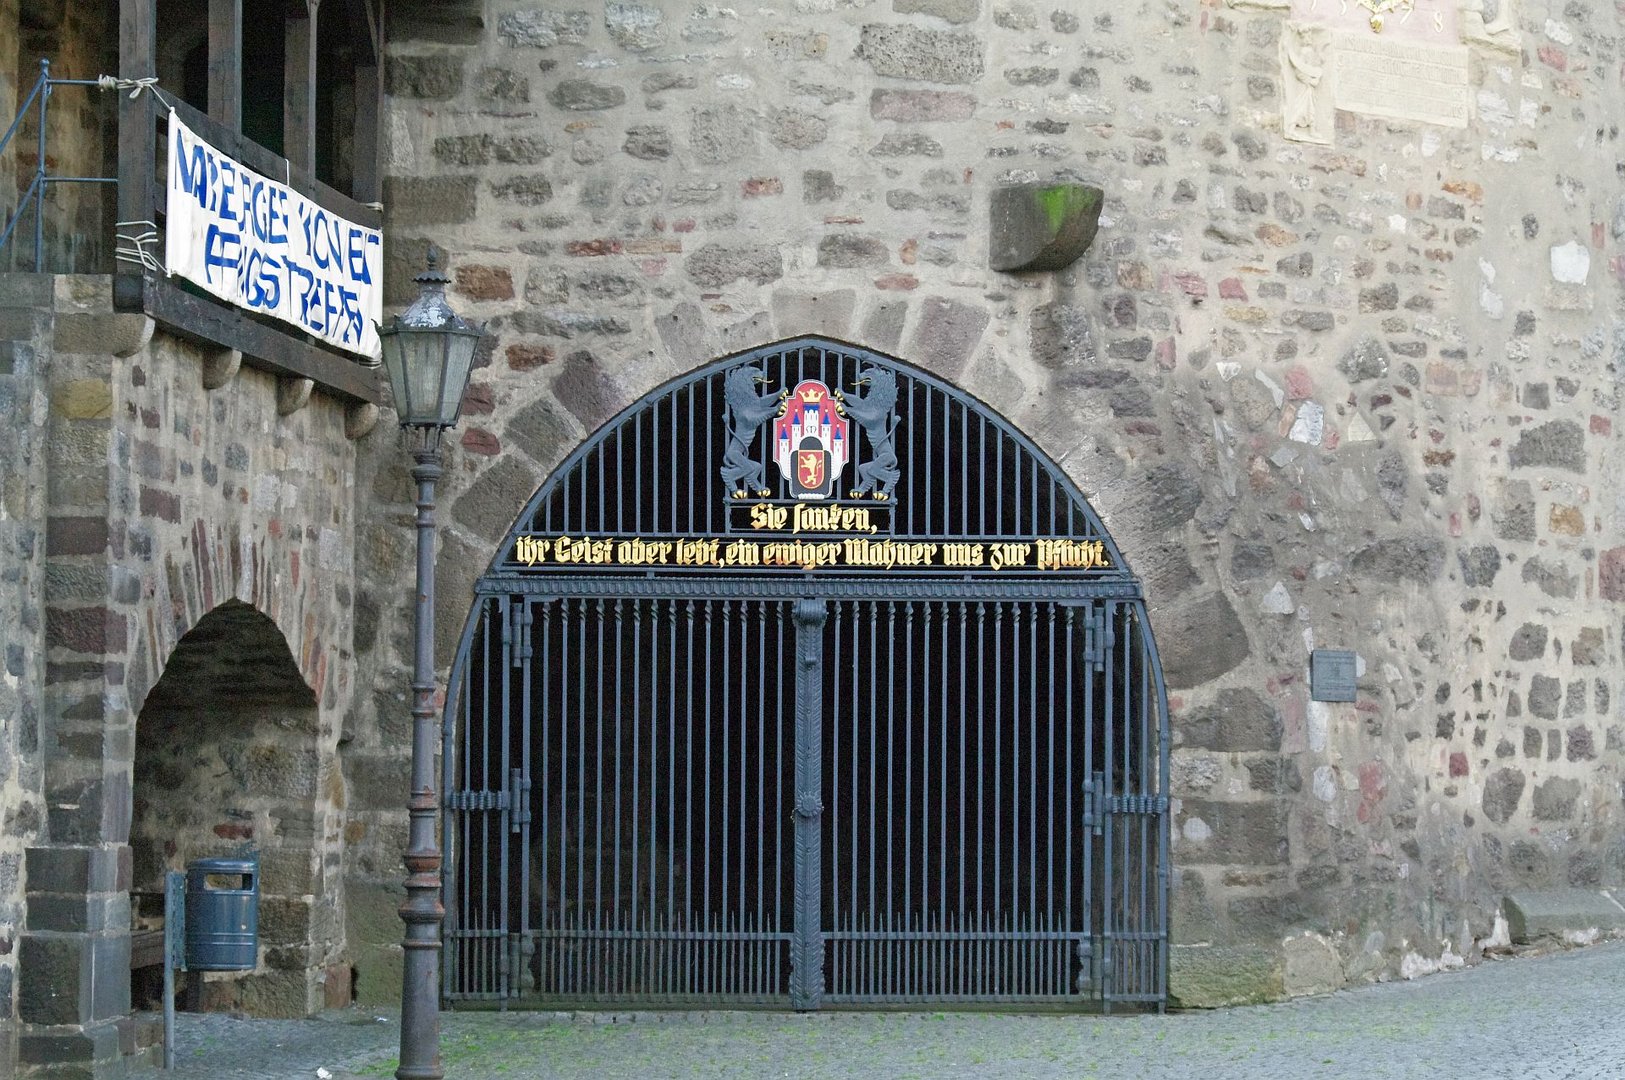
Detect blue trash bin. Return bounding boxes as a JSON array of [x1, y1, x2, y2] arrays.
[[184, 856, 259, 971]]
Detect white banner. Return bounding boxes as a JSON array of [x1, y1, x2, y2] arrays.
[[164, 111, 382, 359]]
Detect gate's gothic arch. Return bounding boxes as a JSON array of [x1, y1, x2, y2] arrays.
[[443, 338, 1171, 1011]]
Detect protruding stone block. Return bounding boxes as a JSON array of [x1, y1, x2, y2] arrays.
[[989, 182, 1104, 272], [199, 347, 242, 390], [1503, 889, 1625, 943], [52, 313, 154, 358], [276, 376, 314, 416], [345, 401, 381, 440]]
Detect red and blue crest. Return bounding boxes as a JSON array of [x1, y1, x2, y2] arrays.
[[774, 380, 849, 500]]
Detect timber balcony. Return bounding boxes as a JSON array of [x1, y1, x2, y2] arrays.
[[0, 0, 384, 406]]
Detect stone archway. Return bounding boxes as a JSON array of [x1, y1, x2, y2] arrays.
[[442, 337, 1172, 1011], [129, 599, 347, 1017]]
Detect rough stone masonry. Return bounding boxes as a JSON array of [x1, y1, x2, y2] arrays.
[[346, 0, 1625, 1008]]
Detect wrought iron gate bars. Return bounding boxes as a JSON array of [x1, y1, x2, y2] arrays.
[[444, 592, 1169, 1009], [443, 338, 1170, 1012]]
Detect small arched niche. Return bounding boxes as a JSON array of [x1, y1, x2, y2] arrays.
[[131, 599, 337, 1018]]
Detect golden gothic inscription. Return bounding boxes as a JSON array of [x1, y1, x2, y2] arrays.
[[512, 534, 1112, 573]]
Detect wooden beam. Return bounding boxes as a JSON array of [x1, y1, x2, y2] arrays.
[[143, 276, 382, 405], [360, 0, 381, 61], [207, 0, 242, 130], [283, 0, 319, 175], [351, 61, 380, 203], [115, 0, 157, 311]]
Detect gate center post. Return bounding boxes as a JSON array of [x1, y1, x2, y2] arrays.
[[790, 597, 827, 1010]]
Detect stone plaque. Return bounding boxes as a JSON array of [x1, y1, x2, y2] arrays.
[[1311, 649, 1359, 702], [1290, 0, 1458, 42], [1331, 32, 1470, 127]]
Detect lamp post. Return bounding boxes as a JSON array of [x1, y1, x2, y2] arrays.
[[376, 247, 482, 1080]]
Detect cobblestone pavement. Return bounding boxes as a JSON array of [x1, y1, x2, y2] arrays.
[[132, 941, 1625, 1080]]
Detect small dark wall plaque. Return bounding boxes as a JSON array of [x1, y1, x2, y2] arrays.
[[1311, 649, 1358, 702]]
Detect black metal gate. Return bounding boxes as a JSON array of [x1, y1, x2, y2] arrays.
[[444, 339, 1170, 1011]]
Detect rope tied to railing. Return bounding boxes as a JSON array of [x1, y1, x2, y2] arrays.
[[96, 75, 160, 99], [114, 220, 166, 275]]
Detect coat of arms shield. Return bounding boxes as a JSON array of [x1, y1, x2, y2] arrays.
[[774, 380, 849, 500]]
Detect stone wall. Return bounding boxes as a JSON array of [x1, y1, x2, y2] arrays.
[[2, 274, 366, 1071], [0, 276, 51, 1074], [354, 0, 1625, 1007]]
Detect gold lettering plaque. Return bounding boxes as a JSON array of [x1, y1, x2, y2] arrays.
[[510, 534, 1112, 573]]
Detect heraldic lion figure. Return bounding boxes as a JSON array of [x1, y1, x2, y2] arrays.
[[843, 364, 901, 499], [720, 366, 784, 497]]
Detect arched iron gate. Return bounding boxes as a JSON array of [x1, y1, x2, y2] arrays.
[[443, 338, 1170, 1011]]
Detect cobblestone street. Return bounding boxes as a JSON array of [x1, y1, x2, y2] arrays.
[[130, 940, 1625, 1079]]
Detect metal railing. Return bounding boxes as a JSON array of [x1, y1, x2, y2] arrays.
[[0, 59, 119, 272]]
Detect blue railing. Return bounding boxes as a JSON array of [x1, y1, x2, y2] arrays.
[[0, 59, 118, 271]]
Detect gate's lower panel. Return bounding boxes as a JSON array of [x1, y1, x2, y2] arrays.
[[446, 593, 1166, 1010], [820, 600, 1095, 1004], [525, 597, 796, 1004]]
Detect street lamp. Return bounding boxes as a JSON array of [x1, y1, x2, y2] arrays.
[[376, 246, 481, 1080]]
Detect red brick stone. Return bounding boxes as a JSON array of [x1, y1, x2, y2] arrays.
[[1171, 271, 1207, 298], [1537, 44, 1567, 71], [874, 274, 919, 291], [507, 343, 556, 370], [139, 485, 181, 523], [460, 428, 501, 455], [462, 382, 496, 415], [1590, 414, 1612, 436], [47, 516, 109, 556], [1448, 752, 1469, 778], [1359, 761, 1386, 801], [1284, 365, 1312, 401], [741, 177, 783, 198], [46, 606, 127, 654], [454, 264, 514, 301], [1600, 547, 1625, 601], [1218, 277, 1248, 300], [566, 238, 622, 256]]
